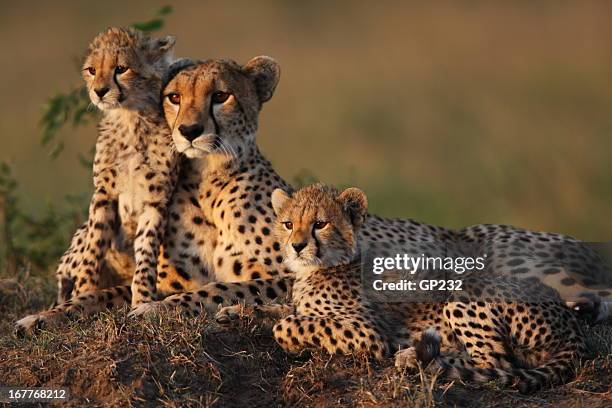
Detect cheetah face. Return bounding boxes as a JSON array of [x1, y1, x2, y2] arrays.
[[161, 57, 280, 159], [271, 184, 368, 274], [82, 27, 174, 111]]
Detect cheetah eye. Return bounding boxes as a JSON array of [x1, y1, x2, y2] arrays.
[[283, 221, 293, 230], [313, 221, 328, 230], [166, 93, 181, 105], [115, 65, 128, 74], [86, 67, 96, 75], [211, 91, 230, 104]]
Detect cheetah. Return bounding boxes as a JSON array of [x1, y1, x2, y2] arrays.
[[265, 183, 590, 392], [127, 57, 610, 325], [264, 184, 406, 359], [127, 56, 295, 317], [16, 27, 180, 332]]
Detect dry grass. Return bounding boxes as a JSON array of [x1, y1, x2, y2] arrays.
[[1, 277, 610, 407]]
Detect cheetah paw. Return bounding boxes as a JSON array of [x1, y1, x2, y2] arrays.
[[395, 347, 420, 369], [215, 304, 245, 326], [128, 301, 165, 318], [14, 314, 45, 336]]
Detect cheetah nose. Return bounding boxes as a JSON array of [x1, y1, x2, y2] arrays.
[[94, 87, 110, 98], [292, 242, 307, 255], [178, 124, 204, 142]]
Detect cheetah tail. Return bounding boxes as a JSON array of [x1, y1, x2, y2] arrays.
[[414, 327, 441, 366], [414, 328, 578, 393]]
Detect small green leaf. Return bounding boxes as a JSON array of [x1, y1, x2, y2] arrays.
[[157, 5, 173, 16], [49, 142, 65, 159], [132, 19, 164, 32]]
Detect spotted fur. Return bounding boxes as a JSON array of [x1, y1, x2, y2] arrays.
[[128, 57, 293, 317], [15, 27, 179, 333], [130, 57, 609, 326], [268, 184, 590, 393], [17, 51, 610, 333]]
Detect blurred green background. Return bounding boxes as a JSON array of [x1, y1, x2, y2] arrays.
[[1, 0, 612, 243]]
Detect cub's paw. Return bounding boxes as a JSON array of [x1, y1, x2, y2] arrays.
[[215, 304, 246, 327], [128, 301, 165, 318], [253, 304, 293, 319], [395, 347, 420, 369], [15, 314, 46, 337]]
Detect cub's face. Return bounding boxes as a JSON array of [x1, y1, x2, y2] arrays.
[[271, 184, 368, 274], [82, 27, 174, 111], [161, 57, 280, 159]]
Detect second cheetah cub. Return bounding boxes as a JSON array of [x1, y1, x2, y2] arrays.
[[267, 183, 405, 358], [269, 183, 589, 393]]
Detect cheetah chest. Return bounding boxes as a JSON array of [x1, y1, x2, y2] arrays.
[[293, 271, 362, 317], [116, 151, 149, 235]]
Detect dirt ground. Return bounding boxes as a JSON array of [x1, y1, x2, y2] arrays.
[[0, 276, 610, 407]]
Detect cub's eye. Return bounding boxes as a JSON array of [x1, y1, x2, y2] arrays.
[[115, 65, 128, 74], [166, 93, 180, 105], [283, 221, 293, 230], [211, 91, 230, 104], [313, 221, 328, 230], [86, 67, 96, 75]]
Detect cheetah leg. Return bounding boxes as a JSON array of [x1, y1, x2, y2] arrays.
[[74, 186, 117, 296], [443, 302, 511, 370], [131, 206, 165, 306], [253, 304, 294, 318], [15, 285, 131, 335], [273, 315, 387, 359], [440, 302, 585, 392], [215, 303, 293, 326], [129, 277, 293, 317], [54, 222, 88, 303]]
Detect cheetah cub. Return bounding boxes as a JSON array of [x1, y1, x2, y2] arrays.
[[269, 183, 590, 392], [16, 27, 179, 333], [266, 183, 407, 359]]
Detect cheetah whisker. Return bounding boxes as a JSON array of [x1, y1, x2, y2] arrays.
[[219, 138, 237, 161]]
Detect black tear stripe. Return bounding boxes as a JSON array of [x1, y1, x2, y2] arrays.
[[209, 98, 220, 135], [312, 228, 322, 259], [113, 73, 125, 102]]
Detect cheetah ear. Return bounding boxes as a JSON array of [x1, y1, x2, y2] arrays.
[[271, 188, 290, 216], [337, 188, 368, 230], [147, 35, 176, 63], [155, 35, 175, 52], [243, 56, 281, 104]]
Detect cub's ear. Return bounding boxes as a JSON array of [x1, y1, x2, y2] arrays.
[[155, 35, 176, 52], [148, 35, 176, 62], [271, 188, 290, 216], [337, 187, 368, 229], [243, 56, 281, 104]]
